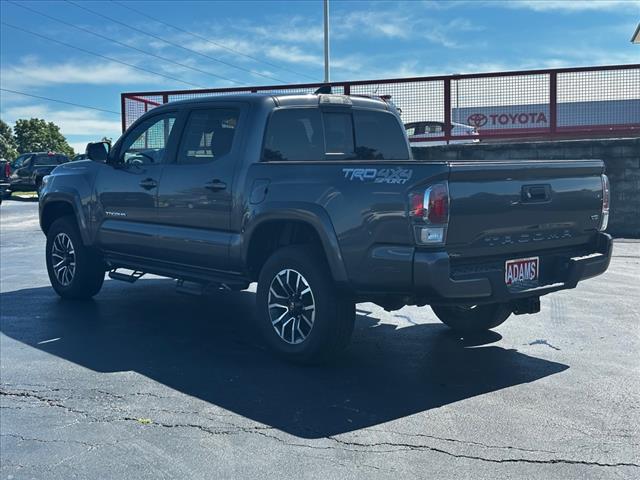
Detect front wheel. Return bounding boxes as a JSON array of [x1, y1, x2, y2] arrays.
[[431, 303, 511, 333], [256, 245, 355, 364], [46, 216, 105, 299]]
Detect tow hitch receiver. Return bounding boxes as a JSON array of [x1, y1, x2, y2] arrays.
[[511, 297, 541, 315]]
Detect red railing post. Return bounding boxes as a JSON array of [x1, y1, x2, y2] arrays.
[[120, 93, 126, 133], [444, 78, 452, 145], [162, 93, 168, 104], [344, 83, 350, 95], [549, 71, 557, 136]]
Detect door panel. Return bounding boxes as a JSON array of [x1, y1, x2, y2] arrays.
[[95, 111, 178, 258], [156, 107, 242, 271], [95, 163, 164, 257]]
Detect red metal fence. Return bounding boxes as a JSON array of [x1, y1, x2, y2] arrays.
[[122, 64, 640, 144]]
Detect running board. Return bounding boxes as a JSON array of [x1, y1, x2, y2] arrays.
[[108, 269, 145, 283], [175, 280, 244, 296]]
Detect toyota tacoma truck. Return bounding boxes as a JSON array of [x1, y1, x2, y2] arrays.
[[38, 92, 612, 363]]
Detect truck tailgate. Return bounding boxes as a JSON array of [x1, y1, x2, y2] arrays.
[[446, 160, 605, 258]]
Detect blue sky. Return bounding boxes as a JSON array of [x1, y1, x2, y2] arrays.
[[1, 0, 638, 153]]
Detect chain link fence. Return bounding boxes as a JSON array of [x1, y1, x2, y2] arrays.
[[122, 64, 640, 144]]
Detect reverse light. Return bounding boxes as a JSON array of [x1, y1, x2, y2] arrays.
[[599, 174, 610, 231], [419, 227, 445, 244]]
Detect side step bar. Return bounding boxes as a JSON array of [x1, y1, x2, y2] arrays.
[[175, 279, 243, 296], [108, 269, 145, 283]]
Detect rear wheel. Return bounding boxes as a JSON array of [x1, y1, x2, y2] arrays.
[[431, 303, 511, 333], [46, 216, 105, 299], [256, 245, 355, 364]]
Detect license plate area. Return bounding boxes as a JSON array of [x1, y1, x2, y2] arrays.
[[505, 256, 539, 290]]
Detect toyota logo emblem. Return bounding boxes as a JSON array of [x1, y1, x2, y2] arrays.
[[467, 113, 487, 127]]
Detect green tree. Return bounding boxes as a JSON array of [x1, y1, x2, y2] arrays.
[[13, 118, 74, 156], [0, 119, 18, 160]]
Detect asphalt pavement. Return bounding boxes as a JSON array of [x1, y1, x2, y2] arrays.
[[1, 199, 639, 479]]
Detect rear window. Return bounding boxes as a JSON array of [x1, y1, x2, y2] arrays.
[[262, 107, 409, 162], [33, 155, 65, 166], [353, 110, 410, 160], [263, 109, 323, 161], [323, 112, 355, 158]]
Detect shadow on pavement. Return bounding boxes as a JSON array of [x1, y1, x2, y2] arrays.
[[0, 280, 568, 439]]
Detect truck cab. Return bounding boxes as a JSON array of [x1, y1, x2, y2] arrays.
[[38, 92, 612, 363]]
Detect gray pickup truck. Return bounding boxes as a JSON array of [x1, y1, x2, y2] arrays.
[[38, 92, 612, 363]]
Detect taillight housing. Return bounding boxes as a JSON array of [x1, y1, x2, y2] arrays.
[[4, 162, 10, 178], [599, 174, 610, 231], [410, 181, 450, 244]]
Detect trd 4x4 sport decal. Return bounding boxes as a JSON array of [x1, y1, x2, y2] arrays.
[[342, 167, 413, 185]]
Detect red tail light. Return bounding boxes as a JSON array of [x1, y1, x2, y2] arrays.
[[410, 182, 450, 224], [410, 182, 450, 244], [410, 192, 426, 218], [4, 162, 10, 178], [426, 183, 449, 224]]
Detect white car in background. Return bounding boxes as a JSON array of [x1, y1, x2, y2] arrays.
[[405, 121, 480, 146]]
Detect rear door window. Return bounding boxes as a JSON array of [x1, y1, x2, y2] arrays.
[[262, 109, 323, 161], [177, 109, 239, 164], [353, 110, 410, 160]]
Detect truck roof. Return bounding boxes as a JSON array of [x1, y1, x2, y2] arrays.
[[155, 92, 391, 111]]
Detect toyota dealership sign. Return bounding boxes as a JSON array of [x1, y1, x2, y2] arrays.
[[452, 99, 638, 130], [466, 111, 548, 128]]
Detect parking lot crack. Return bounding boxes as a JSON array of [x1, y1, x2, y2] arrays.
[[112, 418, 639, 468], [381, 430, 558, 454], [0, 388, 96, 419], [2, 432, 99, 449], [323, 437, 639, 468]]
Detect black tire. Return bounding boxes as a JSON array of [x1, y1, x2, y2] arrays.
[[256, 245, 355, 364], [431, 303, 511, 333], [46, 216, 105, 299]]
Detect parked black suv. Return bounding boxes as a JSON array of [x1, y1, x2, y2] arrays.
[[38, 93, 612, 363]]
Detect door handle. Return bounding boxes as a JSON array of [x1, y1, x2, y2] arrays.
[[204, 179, 227, 191], [139, 178, 158, 190]]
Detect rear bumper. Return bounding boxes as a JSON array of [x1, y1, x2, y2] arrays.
[[413, 232, 613, 304]]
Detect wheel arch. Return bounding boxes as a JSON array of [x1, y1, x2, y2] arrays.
[[40, 193, 90, 245], [243, 203, 349, 285]]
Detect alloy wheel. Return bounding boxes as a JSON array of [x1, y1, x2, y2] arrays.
[[51, 232, 76, 286], [267, 269, 316, 344]]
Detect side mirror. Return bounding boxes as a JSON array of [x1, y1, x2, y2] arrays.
[[86, 141, 110, 162]]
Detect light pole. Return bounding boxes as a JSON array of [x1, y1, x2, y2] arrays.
[[323, 0, 330, 83]]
